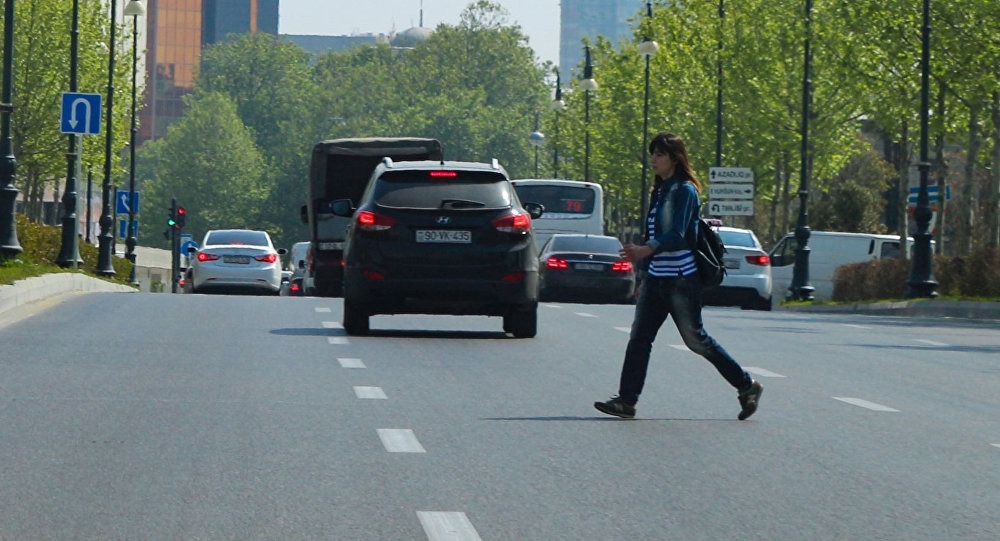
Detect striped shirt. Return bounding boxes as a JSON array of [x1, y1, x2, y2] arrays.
[[646, 181, 698, 278]]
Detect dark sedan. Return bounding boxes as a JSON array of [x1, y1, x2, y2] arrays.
[[538, 234, 635, 304]]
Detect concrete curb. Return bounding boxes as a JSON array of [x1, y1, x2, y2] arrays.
[[0, 273, 137, 316], [778, 299, 1000, 321]]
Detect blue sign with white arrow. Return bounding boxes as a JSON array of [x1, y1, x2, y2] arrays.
[[60, 92, 102, 135], [116, 190, 140, 215]]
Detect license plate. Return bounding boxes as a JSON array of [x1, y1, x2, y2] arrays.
[[223, 255, 251, 264], [318, 242, 343, 250], [724, 258, 740, 270], [575, 262, 605, 272], [416, 230, 471, 243]]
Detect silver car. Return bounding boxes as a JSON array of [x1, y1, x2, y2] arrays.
[[187, 229, 287, 295], [702, 225, 772, 311]]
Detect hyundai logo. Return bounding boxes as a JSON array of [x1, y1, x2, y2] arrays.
[[436, 216, 451, 225]]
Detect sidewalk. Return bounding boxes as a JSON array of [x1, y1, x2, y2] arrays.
[[778, 298, 1000, 321], [0, 273, 136, 317]]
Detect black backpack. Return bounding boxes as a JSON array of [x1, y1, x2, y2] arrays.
[[688, 214, 727, 288]]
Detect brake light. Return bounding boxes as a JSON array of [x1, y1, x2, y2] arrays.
[[255, 253, 278, 263], [197, 252, 220, 262], [356, 210, 395, 231], [493, 210, 531, 234], [745, 254, 770, 266], [430, 171, 458, 178], [546, 257, 569, 269], [612, 260, 633, 272], [289, 282, 301, 293]]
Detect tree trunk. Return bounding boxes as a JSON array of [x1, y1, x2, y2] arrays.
[[933, 81, 947, 255], [897, 120, 910, 261], [963, 105, 981, 256], [991, 91, 1000, 246]]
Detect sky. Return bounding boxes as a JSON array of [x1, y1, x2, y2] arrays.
[[278, 0, 561, 65]]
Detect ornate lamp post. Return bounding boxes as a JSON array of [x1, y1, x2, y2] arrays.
[[715, 0, 725, 167], [124, 0, 145, 285], [57, 0, 85, 268], [96, 0, 121, 275], [907, 0, 938, 297], [790, 0, 815, 301], [550, 70, 565, 178], [637, 1, 659, 222], [580, 45, 598, 183], [0, 0, 24, 258], [529, 110, 545, 178]]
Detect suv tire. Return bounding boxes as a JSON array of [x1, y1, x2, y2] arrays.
[[504, 304, 537, 338], [343, 298, 370, 335]]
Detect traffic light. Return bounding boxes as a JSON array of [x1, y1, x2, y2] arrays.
[[166, 202, 177, 228], [175, 206, 186, 229]]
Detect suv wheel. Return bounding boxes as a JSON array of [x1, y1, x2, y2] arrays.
[[343, 298, 370, 335], [504, 304, 537, 338]]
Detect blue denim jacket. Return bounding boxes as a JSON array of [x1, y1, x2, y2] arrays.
[[645, 176, 701, 254]]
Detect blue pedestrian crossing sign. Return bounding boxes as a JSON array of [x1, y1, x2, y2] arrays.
[[60, 92, 102, 135]]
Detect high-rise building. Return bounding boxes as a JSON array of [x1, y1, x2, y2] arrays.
[[139, 0, 279, 143], [560, 0, 642, 76]]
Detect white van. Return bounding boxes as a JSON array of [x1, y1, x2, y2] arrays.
[[510, 179, 604, 248], [768, 231, 912, 300]]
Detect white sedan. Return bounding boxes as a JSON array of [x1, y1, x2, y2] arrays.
[[187, 229, 287, 295], [702, 225, 773, 311]]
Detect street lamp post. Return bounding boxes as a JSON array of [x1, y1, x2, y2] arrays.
[[790, 0, 815, 301], [57, 0, 85, 268], [550, 70, 565, 178], [529, 110, 545, 177], [124, 0, 144, 285], [96, 0, 121, 275], [581, 46, 598, 183], [907, 0, 938, 298], [715, 0, 725, 167], [637, 1, 659, 223], [0, 0, 24, 258]]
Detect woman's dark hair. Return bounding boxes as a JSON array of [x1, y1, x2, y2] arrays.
[[648, 132, 702, 193]]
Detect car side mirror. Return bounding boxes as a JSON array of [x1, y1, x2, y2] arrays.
[[331, 199, 354, 217], [523, 202, 544, 219], [298, 259, 305, 269], [300, 204, 308, 224], [278, 248, 288, 256]]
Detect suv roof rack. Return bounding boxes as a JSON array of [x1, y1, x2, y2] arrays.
[[382, 157, 394, 168]]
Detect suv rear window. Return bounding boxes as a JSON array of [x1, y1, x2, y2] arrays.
[[373, 170, 512, 210]]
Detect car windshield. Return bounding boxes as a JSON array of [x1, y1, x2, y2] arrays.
[[205, 230, 270, 247], [718, 230, 758, 249], [549, 236, 622, 253], [373, 171, 512, 210]]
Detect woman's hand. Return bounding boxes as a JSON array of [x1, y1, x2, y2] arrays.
[[620, 244, 653, 264]]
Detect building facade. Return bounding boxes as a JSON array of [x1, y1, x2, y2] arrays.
[[559, 0, 642, 76]]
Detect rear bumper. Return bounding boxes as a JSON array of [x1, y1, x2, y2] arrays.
[[344, 271, 538, 316]]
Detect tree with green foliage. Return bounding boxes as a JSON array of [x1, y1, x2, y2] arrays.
[[136, 91, 269, 245]]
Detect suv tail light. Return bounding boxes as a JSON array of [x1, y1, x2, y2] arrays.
[[255, 253, 278, 263], [546, 257, 569, 269], [197, 252, 220, 262], [356, 210, 395, 232], [745, 254, 770, 266], [492, 210, 531, 234]]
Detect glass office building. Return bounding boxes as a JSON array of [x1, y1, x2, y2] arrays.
[[560, 0, 642, 76]]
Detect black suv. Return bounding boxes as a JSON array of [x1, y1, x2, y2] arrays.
[[332, 159, 544, 337]]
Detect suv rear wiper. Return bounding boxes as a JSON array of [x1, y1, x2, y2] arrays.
[[440, 199, 486, 209]]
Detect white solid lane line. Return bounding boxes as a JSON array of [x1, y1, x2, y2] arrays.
[[745, 367, 787, 378], [314, 307, 331, 313], [833, 397, 900, 412], [417, 511, 483, 541], [354, 386, 387, 399], [377, 429, 426, 453], [338, 358, 366, 369], [914, 339, 949, 347]]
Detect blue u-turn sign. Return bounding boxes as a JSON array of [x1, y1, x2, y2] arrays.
[[60, 92, 102, 135]]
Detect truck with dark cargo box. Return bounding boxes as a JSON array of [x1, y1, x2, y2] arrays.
[[302, 138, 444, 296]]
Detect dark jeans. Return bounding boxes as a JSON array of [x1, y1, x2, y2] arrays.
[[618, 274, 752, 403]]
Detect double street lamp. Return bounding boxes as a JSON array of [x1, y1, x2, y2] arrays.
[[637, 1, 659, 224], [57, 0, 86, 268], [789, 0, 815, 301], [124, 0, 145, 285], [528, 110, 545, 178], [581, 46, 597, 183], [96, 0, 124, 275]]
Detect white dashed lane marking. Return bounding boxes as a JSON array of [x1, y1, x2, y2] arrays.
[[833, 397, 900, 412], [745, 367, 787, 378], [377, 429, 426, 453], [354, 386, 387, 399], [842, 323, 870, 329], [574, 312, 598, 318], [327, 337, 350, 344], [614, 326, 630, 333], [322, 321, 342, 328], [417, 511, 483, 541], [914, 339, 949, 347], [338, 358, 366, 369], [314, 307, 331, 313], [992, 443, 1000, 449], [668, 344, 689, 351]]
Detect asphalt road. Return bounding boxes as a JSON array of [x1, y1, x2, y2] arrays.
[[1, 292, 997, 540]]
